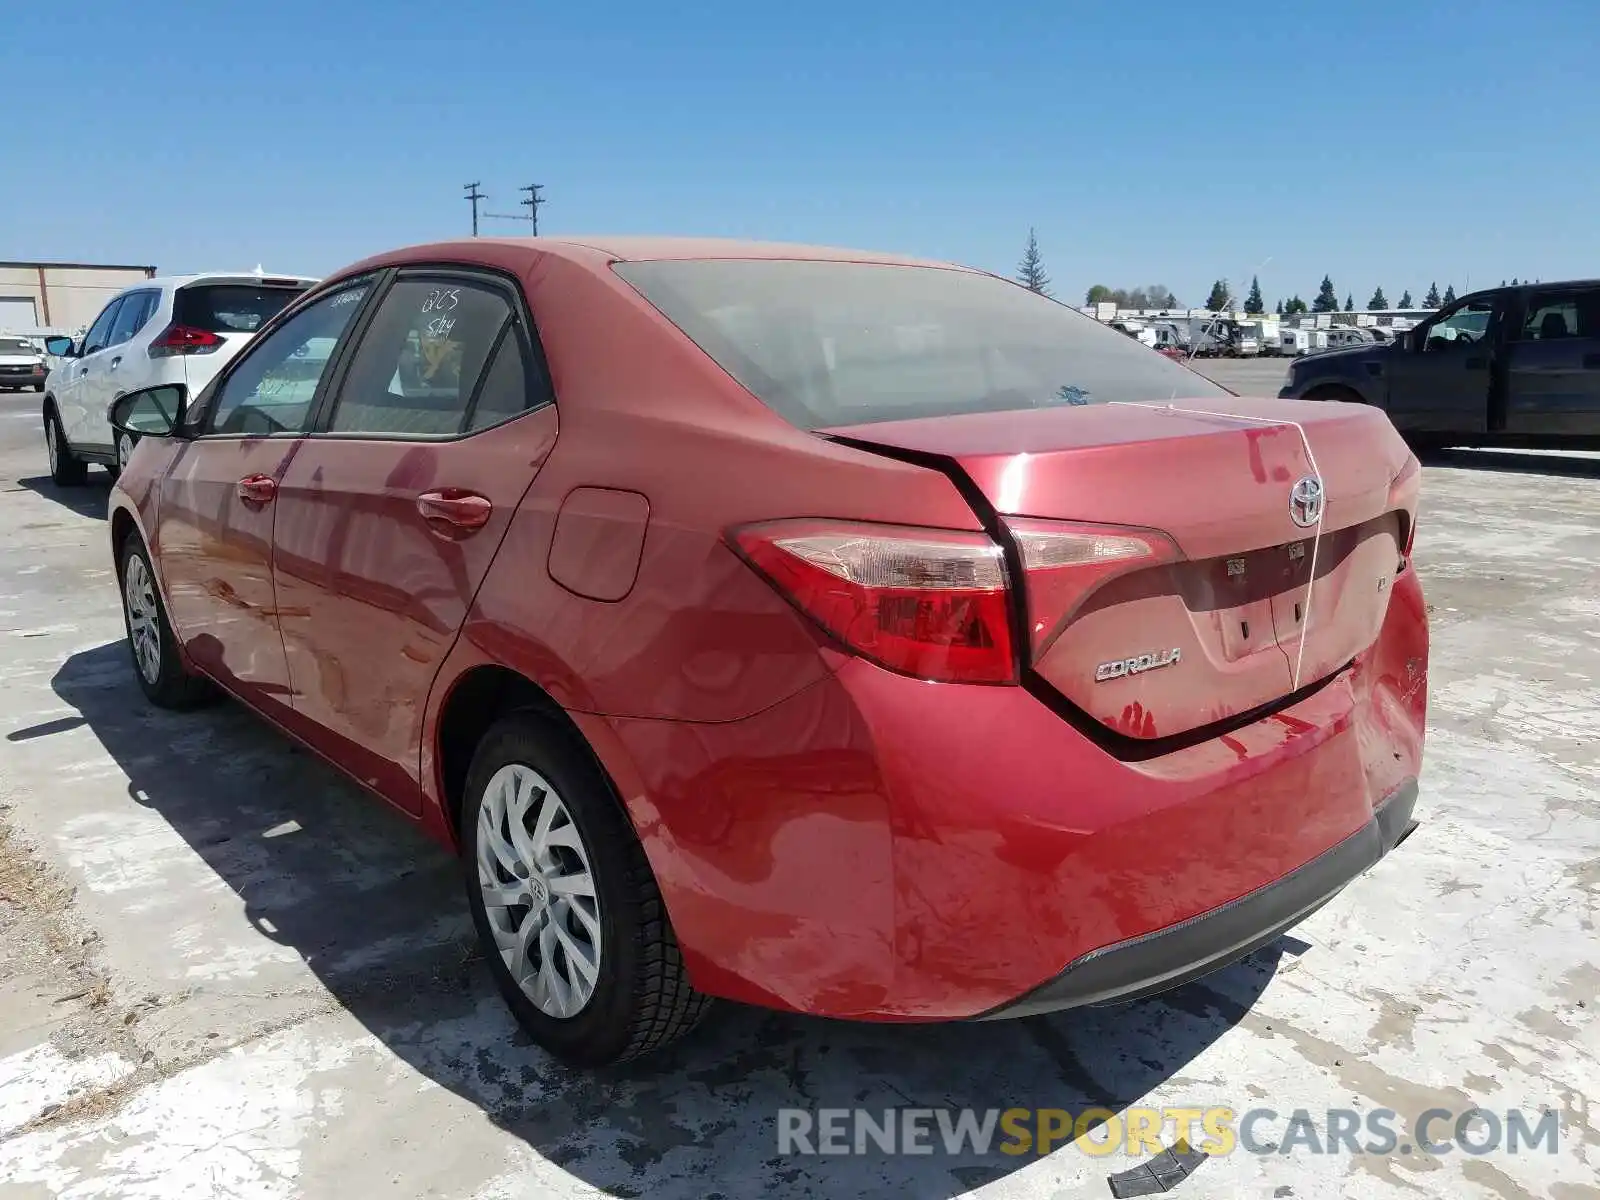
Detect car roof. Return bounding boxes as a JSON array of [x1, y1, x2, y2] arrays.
[[338, 236, 973, 279]]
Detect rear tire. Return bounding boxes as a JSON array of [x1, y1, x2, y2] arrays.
[[118, 535, 216, 709], [461, 713, 713, 1066], [45, 407, 88, 486]]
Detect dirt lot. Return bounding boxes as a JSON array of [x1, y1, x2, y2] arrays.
[[0, 377, 1596, 1199]]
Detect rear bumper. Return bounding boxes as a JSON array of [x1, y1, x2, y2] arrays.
[[974, 778, 1417, 1019], [598, 570, 1428, 1022]]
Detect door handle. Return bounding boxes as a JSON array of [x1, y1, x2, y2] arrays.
[[77, 366, 89, 377], [417, 489, 492, 536], [236, 474, 277, 505], [109, 356, 121, 369]]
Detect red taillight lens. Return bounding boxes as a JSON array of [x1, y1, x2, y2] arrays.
[[1006, 518, 1180, 653], [732, 520, 1015, 684], [148, 325, 223, 357]]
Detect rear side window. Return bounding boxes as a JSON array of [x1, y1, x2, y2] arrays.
[[175, 284, 309, 334], [327, 276, 544, 437], [1519, 289, 1600, 341], [614, 260, 1229, 429]]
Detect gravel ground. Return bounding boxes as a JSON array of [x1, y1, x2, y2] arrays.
[[0, 380, 1596, 1200]]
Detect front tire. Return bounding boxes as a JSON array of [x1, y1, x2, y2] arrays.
[[115, 430, 137, 475], [119, 536, 215, 709], [45, 407, 88, 486], [461, 713, 712, 1065]]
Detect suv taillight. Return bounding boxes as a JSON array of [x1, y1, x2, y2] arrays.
[[148, 325, 223, 357], [732, 520, 1016, 684]]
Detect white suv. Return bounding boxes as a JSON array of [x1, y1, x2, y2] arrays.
[[42, 271, 317, 484]]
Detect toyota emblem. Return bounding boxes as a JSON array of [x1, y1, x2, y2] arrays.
[[1289, 475, 1325, 528]]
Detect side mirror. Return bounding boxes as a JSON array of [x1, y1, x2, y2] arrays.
[[43, 335, 75, 357], [109, 384, 189, 440]]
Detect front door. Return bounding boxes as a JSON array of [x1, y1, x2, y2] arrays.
[[153, 278, 378, 716], [59, 297, 124, 448], [1383, 295, 1500, 437], [1503, 285, 1600, 437], [270, 269, 556, 812]]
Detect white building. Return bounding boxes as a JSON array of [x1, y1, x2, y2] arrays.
[[0, 260, 158, 335]]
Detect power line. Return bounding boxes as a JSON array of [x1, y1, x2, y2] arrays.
[[463, 182, 485, 237], [481, 183, 549, 235], [520, 184, 546, 235]]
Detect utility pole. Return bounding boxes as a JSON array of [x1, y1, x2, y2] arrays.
[[520, 184, 546, 235], [463, 181, 485, 237]]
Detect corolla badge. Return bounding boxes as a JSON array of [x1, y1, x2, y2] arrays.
[[1095, 648, 1182, 682], [1289, 474, 1325, 528]]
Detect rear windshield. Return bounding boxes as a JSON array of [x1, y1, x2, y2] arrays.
[[614, 260, 1230, 429], [0, 338, 36, 356], [175, 283, 309, 334]]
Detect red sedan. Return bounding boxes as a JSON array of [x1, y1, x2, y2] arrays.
[[105, 237, 1427, 1066]]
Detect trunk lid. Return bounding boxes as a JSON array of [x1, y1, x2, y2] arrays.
[[826, 396, 1415, 740]]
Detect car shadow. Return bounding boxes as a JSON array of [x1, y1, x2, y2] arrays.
[[1421, 446, 1600, 478], [48, 640, 1287, 1197], [14, 473, 115, 520]]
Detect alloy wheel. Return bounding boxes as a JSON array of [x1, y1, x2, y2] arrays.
[[475, 763, 602, 1019], [45, 419, 57, 474], [117, 433, 133, 472], [124, 555, 162, 684]]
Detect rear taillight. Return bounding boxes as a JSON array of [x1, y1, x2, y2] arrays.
[[732, 520, 1015, 684], [1006, 518, 1180, 653], [148, 325, 223, 357]]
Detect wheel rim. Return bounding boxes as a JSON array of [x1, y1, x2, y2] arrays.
[[46, 419, 57, 473], [124, 555, 161, 684], [117, 433, 132, 471], [476, 763, 602, 1019]]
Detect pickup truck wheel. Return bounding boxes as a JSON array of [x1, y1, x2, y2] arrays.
[[45, 407, 88, 486]]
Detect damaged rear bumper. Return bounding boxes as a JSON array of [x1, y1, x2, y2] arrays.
[[974, 778, 1419, 1020]]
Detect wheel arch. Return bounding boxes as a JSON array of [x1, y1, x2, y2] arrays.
[[431, 662, 639, 850]]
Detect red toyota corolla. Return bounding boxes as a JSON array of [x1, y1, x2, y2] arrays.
[[105, 237, 1427, 1066]]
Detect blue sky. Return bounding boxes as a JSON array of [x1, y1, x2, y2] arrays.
[[4, 0, 1596, 308]]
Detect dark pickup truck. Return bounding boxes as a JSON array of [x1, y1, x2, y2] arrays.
[[1279, 280, 1600, 448]]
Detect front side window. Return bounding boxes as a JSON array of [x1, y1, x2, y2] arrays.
[[1422, 299, 1494, 352], [614, 260, 1230, 429], [206, 282, 371, 435], [81, 298, 124, 355], [326, 276, 540, 437]]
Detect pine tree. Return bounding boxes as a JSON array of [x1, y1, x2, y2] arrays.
[[1312, 275, 1340, 313], [1284, 295, 1308, 315], [1442, 284, 1457, 304], [1399, 290, 1413, 307], [1510, 277, 1520, 286], [1017, 229, 1051, 295], [1244, 276, 1264, 315], [1424, 282, 1441, 307], [1205, 279, 1231, 310], [1344, 294, 1355, 312], [1368, 286, 1388, 310], [1275, 298, 1284, 315]]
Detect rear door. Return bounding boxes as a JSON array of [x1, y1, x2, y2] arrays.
[[1383, 295, 1500, 436], [1503, 285, 1600, 437], [91, 290, 161, 433], [269, 267, 557, 813], [153, 278, 377, 717]]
